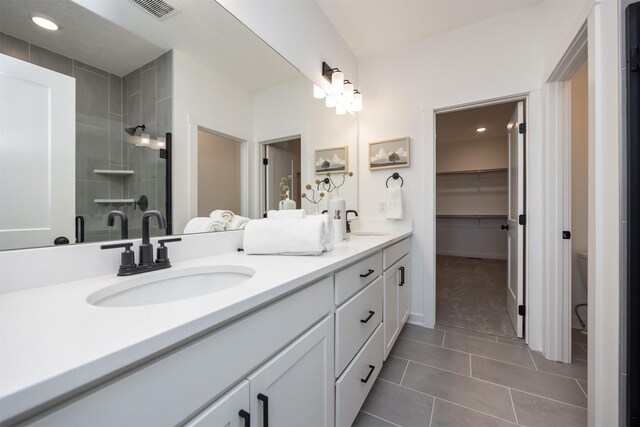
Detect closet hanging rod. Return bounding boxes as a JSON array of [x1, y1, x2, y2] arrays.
[[436, 168, 507, 176], [386, 172, 404, 188]]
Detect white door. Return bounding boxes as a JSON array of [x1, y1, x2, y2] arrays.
[[0, 54, 75, 250], [248, 317, 334, 427], [186, 380, 251, 427], [265, 145, 296, 213], [506, 101, 526, 338]]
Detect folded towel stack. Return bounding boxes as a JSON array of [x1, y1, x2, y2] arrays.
[[243, 214, 334, 255], [210, 210, 234, 222], [183, 217, 228, 234], [227, 215, 250, 230]]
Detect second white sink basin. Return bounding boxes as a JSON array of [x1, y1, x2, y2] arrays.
[[88, 265, 255, 308]]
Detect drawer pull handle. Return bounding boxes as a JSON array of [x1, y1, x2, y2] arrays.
[[239, 409, 250, 426], [257, 393, 269, 427], [360, 269, 375, 278], [361, 365, 376, 383], [399, 266, 405, 286], [361, 310, 375, 323]]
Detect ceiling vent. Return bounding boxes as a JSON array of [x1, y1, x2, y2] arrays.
[[128, 0, 181, 21]]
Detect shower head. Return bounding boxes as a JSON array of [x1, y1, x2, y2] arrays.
[[125, 124, 145, 136]]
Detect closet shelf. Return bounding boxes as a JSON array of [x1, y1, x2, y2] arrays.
[[94, 199, 135, 204], [436, 168, 507, 176], [93, 169, 135, 175], [436, 214, 507, 219]]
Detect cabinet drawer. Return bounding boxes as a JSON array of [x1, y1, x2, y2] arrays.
[[383, 238, 410, 270], [28, 277, 333, 426], [335, 277, 382, 377], [335, 324, 383, 427], [335, 251, 382, 305]]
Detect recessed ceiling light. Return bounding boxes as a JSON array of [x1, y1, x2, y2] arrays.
[[476, 127, 486, 132], [32, 16, 59, 31]]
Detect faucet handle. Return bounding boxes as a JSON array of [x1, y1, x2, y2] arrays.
[[101, 242, 136, 271], [156, 237, 182, 265]]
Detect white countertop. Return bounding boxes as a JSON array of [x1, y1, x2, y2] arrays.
[[0, 230, 411, 422]]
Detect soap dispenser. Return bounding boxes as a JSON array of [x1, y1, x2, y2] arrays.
[[334, 210, 345, 241]]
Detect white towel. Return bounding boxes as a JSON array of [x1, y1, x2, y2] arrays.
[[385, 186, 403, 220], [267, 209, 306, 219], [227, 215, 251, 230], [307, 214, 334, 252], [243, 216, 332, 255], [183, 217, 227, 234], [210, 210, 234, 222]]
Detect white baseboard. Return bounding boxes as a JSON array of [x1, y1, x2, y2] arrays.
[[407, 313, 425, 327], [436, 249, 507, 260]]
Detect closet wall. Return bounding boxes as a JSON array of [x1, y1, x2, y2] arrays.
[[436, 136, 508, 259]]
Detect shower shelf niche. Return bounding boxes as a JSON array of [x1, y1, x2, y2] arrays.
[[93, 169, 135, 176], [94, 199, 135, 204]]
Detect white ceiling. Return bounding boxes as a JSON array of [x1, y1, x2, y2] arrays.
[[435, 102, 517, 144], [316, 0, 541, 58], [0, 0, 301, 92]]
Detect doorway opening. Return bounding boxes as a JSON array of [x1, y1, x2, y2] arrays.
[[435, 100, 526, 339], [261, 137, 302, 215]]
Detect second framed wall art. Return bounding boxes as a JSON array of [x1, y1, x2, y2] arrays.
[[368, 137, 410, 170]]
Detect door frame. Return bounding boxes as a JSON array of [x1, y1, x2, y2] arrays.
[[258, 135, 303, 217], [423, 93, 531, 341]]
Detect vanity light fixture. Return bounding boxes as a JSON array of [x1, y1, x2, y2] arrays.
[[319, 61, 363, 115], [141, 133, 151, 146], [476, 127, 487, 132], [31, 15, 59, 31]]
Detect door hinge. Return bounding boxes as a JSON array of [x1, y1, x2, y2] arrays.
[[562, 231, 571, 239], [518, 214, 526, 225], [518, 123, 526, 134], [262, 158, 269, 166], [518, 305, 526, 316]]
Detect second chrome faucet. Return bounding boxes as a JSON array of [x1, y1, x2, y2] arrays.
[[101, 210, 181, 276]]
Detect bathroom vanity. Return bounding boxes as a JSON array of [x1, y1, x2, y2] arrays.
[[0, 232, 411, 426]]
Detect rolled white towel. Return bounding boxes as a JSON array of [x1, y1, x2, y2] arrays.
[[243, 217, 330, 255], [183, 217, 227, 234], [267, 209, 306, 219], [210, 209, 234, 222], [227, 215, 251, 230], [307, 214, 334, 252]]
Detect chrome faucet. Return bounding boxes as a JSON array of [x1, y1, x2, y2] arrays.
[[107, 210, 128, 240], [101, 210, 181, 276]]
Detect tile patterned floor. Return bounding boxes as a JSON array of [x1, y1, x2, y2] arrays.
[[353, 325, 588, 427]]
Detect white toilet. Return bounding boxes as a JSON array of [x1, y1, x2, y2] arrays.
[[576, 251, 588, 334]]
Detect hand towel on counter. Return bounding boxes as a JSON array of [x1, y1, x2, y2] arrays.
[[385, 186, 404, 220], [266, 209, 306, 219], [210, 209, 234, 222], [227, 215, 250, 230], [307, 214, 334, 252], [183, 217, 227, 234], [243, 216, 333, 255]]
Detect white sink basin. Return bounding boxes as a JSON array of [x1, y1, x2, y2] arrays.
[[88, 265, 255, 308], [350, 231, 389, 236]]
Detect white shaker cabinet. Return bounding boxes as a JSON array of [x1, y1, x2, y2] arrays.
[[382, 238, 411, 359], [186, 381, 251, 427]]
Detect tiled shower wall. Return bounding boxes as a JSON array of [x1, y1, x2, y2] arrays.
[[0, 32, 172, 242]]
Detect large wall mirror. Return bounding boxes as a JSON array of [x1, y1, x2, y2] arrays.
[[0, 0, 358, 251]]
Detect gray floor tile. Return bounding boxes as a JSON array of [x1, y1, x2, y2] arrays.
[[430, 399, 517, 427], [444, 332, 535, 368], [391, 338, 470, 376], [471, 356, 587, 408], [572, 328, 588, 345], [379, 355, 408, 384], [401, 362, 516, 422], [511, 390, 587, 427], [435, 325, 499, 342], [400, 324, 445, 346], [530, 351, 587, 381], [352, 411, 397, 427], [572, 341, 588, 361], [496, 336, 527, 348], [362, 380, 432, 426], [578, 380, 588, 396]]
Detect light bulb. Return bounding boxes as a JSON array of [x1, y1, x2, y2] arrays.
[[352, 93, 363, 112], [343, 82, 354, 102], [476, 127, 486, 132], [313, 84, 325, 99], [141, 133, 150, 146], [325, 96, 336, 108], [336, 104, 346, 115], [331, 71, 344, 93]]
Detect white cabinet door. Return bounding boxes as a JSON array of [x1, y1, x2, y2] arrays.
[[398, 256, 410, 325], [248, 316, 334, 427], [186, 380, 250, 427], [383, 264, 399, 359]]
